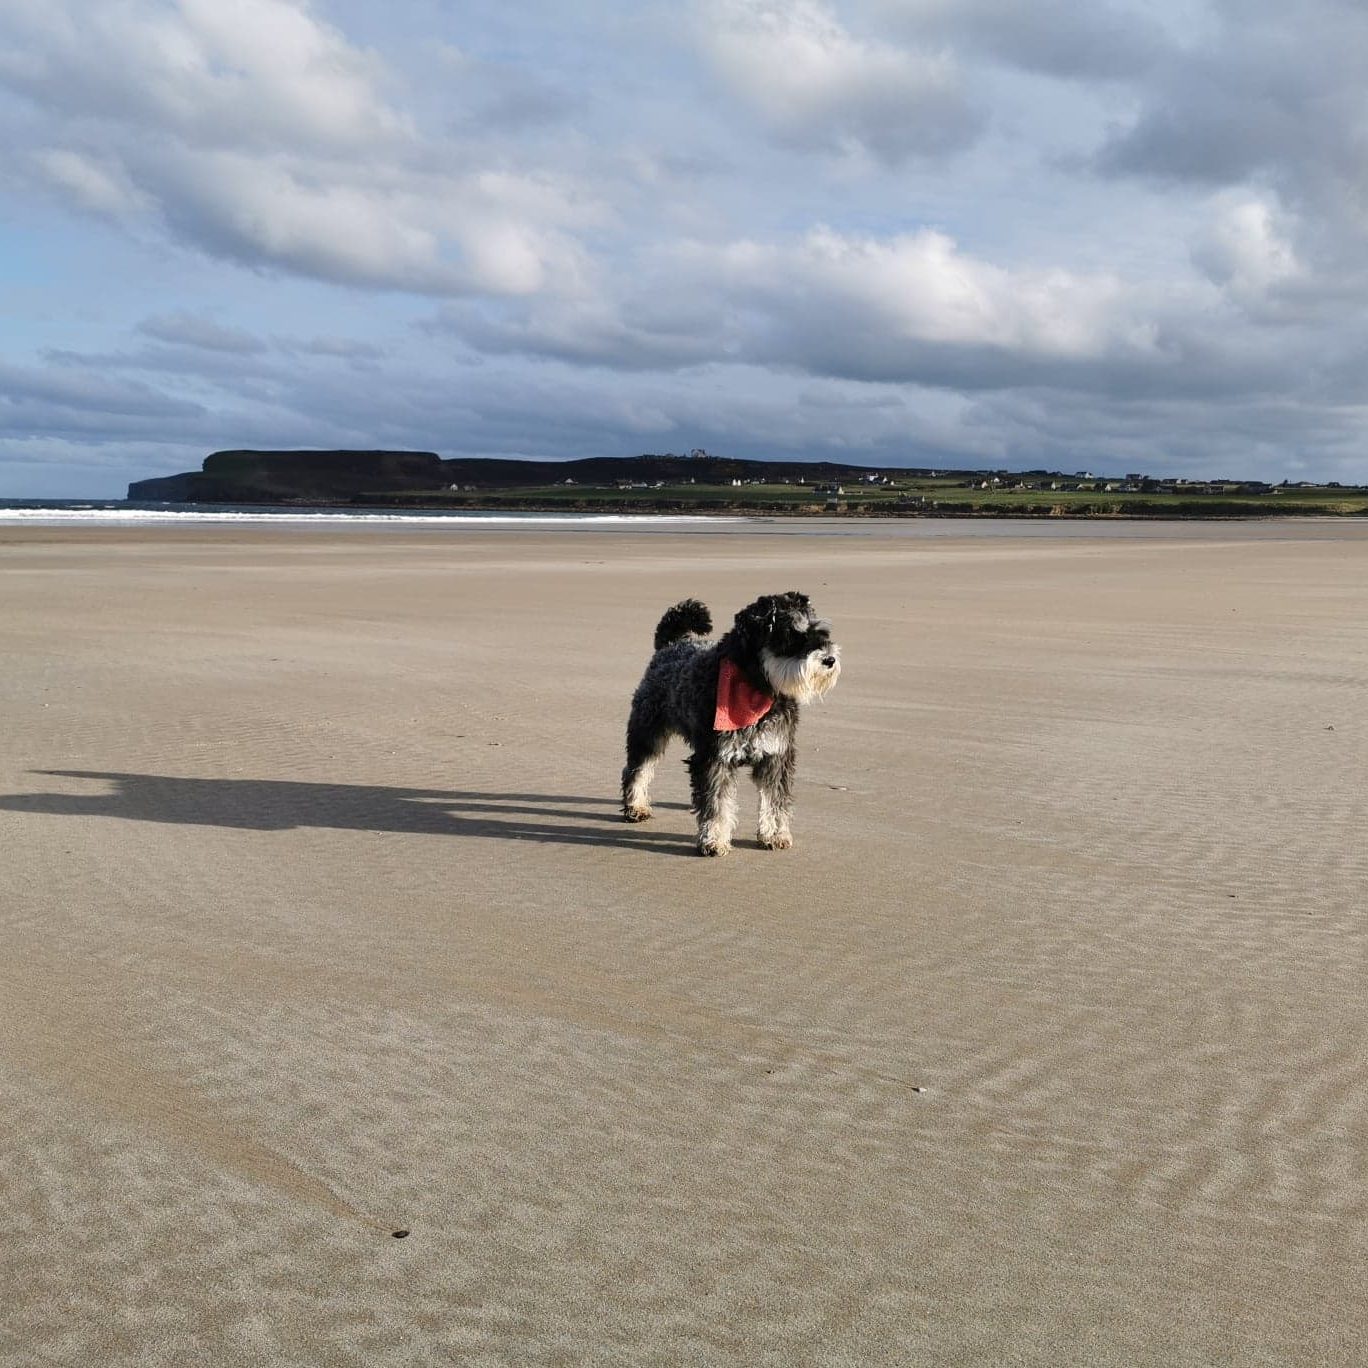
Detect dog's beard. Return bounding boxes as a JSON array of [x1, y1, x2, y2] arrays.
[[761, 646, 841, 703]]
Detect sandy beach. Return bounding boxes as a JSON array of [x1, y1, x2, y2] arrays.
[[2, 520, 1366, 1366]]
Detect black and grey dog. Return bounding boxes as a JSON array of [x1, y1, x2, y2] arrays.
[[621, 592, 841, 856]]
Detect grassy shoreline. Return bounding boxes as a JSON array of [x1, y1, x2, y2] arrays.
[[338, 489, 1368, 519]]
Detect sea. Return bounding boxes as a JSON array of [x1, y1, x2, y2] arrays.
[[0, 498, 1360, 540], [0, 498, 739, 528]]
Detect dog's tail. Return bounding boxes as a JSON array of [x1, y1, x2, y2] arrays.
[[654, 599, 712, 650]]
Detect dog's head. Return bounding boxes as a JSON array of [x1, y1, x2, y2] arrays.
[[731, 591, 841, 703]]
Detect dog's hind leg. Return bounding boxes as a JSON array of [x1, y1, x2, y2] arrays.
[[753, 749, 796, 850], [622, 718, 669, 822], [688, 751, 738, 856]]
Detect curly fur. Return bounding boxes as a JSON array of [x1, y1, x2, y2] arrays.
[[621, 591, 841, 856], [653, 598, 712, 650]]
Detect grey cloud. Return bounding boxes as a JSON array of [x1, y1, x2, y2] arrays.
[[434, 295, 734, 372], [0, 403, 202, 441], [441, 50, 586, 132], [963, 385, 1368, 484], [44, 344, 283, 385], [791, 75, 982, 164], [282, 336, 387, 364], [885, 0, 1172, 80], [46, 327, 391, 387], [0, 347, 390, 480], [138, 313, 266, 354], [1094, 1, 1368, 220], [0, 360, 206, 419]]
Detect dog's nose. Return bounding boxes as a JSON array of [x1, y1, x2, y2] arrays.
[[821, 655, 837, 668]]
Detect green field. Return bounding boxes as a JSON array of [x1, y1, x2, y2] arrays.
[[364, 477, 1368, 518]]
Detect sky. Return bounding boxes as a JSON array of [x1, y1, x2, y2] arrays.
[[2, 0, 1368, 496]]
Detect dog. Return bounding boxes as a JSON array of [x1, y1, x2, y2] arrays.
[[621, 591, 841, 856]]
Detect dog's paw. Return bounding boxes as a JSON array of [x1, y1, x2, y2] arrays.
[[697, 838, 731, 857], [622, 806, 652, 823], [759, 832, 793, 850]]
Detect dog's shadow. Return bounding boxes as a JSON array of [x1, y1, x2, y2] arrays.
[[1, 771, 706, 856]]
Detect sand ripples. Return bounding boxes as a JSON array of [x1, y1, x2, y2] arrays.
[[3, 530, 1367, 1364]]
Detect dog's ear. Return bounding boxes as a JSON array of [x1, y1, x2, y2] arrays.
[[732, 595, 779, 653]]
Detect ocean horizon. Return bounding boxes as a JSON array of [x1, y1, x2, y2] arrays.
[[6, 498, 1368, 542], [0, 498, 748, 528]]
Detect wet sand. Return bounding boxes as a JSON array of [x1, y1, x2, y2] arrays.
[[2, 523, 1366, 1365]]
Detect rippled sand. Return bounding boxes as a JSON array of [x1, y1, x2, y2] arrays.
[[2, 524, 1365, 1365]]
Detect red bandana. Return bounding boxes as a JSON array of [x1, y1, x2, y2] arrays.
[[714, 657, 773, 731]]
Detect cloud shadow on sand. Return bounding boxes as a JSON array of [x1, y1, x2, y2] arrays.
[[2, 771, 703, 856]]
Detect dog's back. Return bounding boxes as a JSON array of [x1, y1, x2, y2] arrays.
[[630, 599, 718, 745]]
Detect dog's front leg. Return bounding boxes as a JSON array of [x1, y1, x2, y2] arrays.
[[689, 751, 738, 856], [753, 749, 795, 850]]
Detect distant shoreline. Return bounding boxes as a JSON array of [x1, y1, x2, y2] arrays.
[[123, 450, 1368, 519], [161, 495, 1365, 520], [3, 496, 1365, 524]]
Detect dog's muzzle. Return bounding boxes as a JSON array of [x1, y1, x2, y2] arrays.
[[763, 645, 841, 702], [809, 647, 841, 697]]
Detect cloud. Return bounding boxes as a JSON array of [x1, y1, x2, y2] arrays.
[[440, 226, 1188, 390], [1, 0, 595, 296], [962, 384, 1368, 484], [696, 0, 982, 162], [0, 359, 205, 421], [0, 0, 409, 153], [717, 227, 1152, 365], [133, 147, 594, 294], [30, 149, 150, 219], [283, 335, 386, 363], [138, 312, 267, 354], [1190, 194, 1304, 310], [1095, 0, 1368, 234], [879, 0, 1172, 80], [436, 279, 733, 372], [439, 46, 585, 132]]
